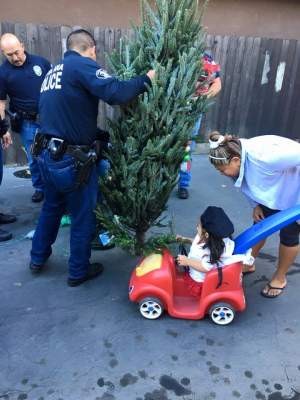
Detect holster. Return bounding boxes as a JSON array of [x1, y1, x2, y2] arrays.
[[31, 132, 99, 189], [67, 147, 97, 188], [7, 109, 38, 133], [8, 111, 23, 133], [31, 131, 49, 157]]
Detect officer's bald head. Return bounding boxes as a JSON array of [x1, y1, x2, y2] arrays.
[[67, 29, 96, 53], [0, 33, 26, 66]]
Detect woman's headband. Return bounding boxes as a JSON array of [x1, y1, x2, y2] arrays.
[[209, 155, 228, 161]]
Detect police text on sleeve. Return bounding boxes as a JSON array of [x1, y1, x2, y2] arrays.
[[41, 64, 64, 92]]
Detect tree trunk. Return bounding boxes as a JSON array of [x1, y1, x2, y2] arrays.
[[135, 230, 146, 256]]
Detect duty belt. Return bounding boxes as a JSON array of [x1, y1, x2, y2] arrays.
[[14, 110, 38, 121], [41, 135, 95, 161], [31, 133, 98, 189], [31, 132, 105, 162]]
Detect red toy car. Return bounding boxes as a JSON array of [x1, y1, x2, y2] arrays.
[[129, 206, 300, 325], [129, 249, 245, 325]]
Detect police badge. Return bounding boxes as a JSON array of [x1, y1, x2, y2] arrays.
[[33, 65, 42, 77], [96, 68, 111, 79]]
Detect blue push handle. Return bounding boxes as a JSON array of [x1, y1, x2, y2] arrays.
[[234, 205, 300, 254]]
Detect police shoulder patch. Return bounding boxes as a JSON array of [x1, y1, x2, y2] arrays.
[[96, 68, 111, 79], [33, 65, 42, 77]]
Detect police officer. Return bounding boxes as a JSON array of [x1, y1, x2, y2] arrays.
[[0, 116, 16, 241], [30, 29, 155, 286], [0, 33, 51, 202]]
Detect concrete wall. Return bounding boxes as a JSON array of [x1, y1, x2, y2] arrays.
[[1, 0, 300, 40]]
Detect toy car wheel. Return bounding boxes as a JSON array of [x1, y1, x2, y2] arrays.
[[139, 297, 164, 320], [209, 303, 235, 325]]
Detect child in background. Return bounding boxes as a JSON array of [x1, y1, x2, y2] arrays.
[[176, 206, 253, 297], [178, 52, 221, 199]]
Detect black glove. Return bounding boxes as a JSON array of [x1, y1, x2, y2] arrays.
[[0, 116, 9, 137]]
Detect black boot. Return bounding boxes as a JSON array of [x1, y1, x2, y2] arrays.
[[67, 263, 104, 287], [32, 190, 44, 203], [0, 213, 17, 224], [0, 228, 12, 242], [29, 262, 44, 274], [178, 187, 189, 199]]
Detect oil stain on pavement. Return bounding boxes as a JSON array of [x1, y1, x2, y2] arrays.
[[120, 373, 139, 387], [159, 375, 191, 396]]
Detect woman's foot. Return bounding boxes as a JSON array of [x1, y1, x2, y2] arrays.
[[261, 277, 287, 298], [242, 264, 256, 275]]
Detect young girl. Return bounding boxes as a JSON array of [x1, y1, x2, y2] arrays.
[[176, 206, 253, 297]]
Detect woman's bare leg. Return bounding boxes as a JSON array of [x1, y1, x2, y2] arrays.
[[262, 244, 299, 297]]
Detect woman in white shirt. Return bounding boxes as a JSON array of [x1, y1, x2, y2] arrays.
[[208, 132, 300, 298]]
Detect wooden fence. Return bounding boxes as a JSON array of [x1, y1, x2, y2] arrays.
[[0, 22, 299, 164]]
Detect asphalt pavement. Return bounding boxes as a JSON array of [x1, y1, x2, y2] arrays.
[[0, 155, 299, 400]]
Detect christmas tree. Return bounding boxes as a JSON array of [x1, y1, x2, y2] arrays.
[[96, 0, 208, 255]]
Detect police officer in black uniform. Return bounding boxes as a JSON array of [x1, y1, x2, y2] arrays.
[[0, 116, 17, 241], [30, 29, 155, 286], [0, 33, 51, 202]]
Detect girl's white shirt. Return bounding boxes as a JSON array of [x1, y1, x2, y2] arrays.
[[188, 235, 253, 283]]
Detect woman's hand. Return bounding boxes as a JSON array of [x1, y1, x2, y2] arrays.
[[253, 205, 265, 222]]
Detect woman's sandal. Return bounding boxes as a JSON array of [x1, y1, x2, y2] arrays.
[[260, 282, 286, 298]]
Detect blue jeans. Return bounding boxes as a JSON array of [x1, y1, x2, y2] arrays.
[[30, 150, 98, 279], [20, 120, 44, 192], [0, 146, 2, 186], [179, 114, 202, 189]]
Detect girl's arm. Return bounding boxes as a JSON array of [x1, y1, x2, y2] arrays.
[[176, 255, 209, 272]]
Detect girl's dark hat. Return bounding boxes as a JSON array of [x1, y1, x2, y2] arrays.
[[200, 206, 234, 238]]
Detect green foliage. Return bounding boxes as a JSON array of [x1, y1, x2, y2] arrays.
[[95, 205, 177, 256], [98, 0, 208, 255]]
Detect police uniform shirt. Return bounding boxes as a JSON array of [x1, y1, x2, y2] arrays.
[[0, 52, 51, 113], [39, 50, 151, 145]]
